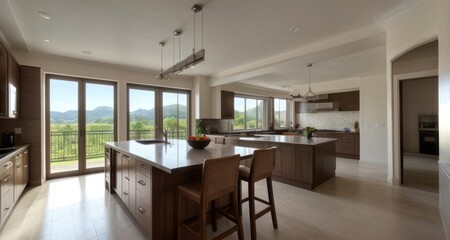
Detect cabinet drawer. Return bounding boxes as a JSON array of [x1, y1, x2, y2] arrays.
[[136, 160, 151, 177], [0, 161, 12, 175], [1, 190, 11, 218], [136, 190, 151, 236], [136, 171, 151, 198]]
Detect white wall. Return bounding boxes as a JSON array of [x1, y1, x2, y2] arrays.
[[385, 0, 438, 184], [438, 0, 450, 237], [359, 74, 387, 162]]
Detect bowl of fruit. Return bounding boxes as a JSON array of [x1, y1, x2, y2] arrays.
[[186, 135, 211, 149]]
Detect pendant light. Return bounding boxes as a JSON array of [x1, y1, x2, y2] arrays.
[[303, 63, 317, 101]]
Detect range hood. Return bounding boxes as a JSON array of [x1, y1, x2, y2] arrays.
[[299, 102, 339, 113]]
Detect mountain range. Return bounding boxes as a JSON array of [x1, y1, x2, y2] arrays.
[[50, 104, 187, 124]]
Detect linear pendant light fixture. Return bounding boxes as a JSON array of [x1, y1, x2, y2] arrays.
[[156, 4, 205, 80], [303, 63, 317, 101]]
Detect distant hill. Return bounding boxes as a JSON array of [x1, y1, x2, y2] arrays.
[[50, 104, 187, 124]]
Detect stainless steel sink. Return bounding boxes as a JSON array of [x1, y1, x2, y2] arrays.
[[135, 139, 169, 145]]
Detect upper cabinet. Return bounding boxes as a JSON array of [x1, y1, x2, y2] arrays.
[[0, 42, 7, 117], [0, 41, 20, 119], [328, 91, 359, 111], [8, 54, 19, 118], [221, 91, 234, 119]]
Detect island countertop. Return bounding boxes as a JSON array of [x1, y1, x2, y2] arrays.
[[240, 134, 337, 146], [105, 140, 255, 173]]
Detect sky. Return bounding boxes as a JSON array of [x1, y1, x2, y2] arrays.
[[50, 78, 187, 112], [50, 79, 114, 112]]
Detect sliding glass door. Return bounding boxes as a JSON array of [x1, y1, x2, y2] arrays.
[[128, 85, 190, 141], [47, 75, 117, 178]]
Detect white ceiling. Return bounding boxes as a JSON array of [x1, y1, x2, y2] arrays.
[[0, 0, 412, 91]]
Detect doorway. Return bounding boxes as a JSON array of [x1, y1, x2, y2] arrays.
[[46, 75, 117, 179], [400, 77, 439, 192]]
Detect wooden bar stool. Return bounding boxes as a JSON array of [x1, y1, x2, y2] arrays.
[[177, 154, 244, 240], [238, 147, 278, 240]]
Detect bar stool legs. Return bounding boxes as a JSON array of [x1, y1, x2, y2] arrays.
[[238, 147, 278, 240]]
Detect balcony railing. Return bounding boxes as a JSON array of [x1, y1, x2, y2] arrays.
[[50, 129, 188, 162]]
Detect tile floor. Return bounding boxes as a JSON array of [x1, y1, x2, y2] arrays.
[[0, 158, 446, 240]]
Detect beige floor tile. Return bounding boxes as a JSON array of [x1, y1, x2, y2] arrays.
[[0, 157, 445, 240]]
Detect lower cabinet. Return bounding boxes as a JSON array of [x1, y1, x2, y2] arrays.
[[0, 160, 13, 227], [0, 146, 29, 228], [108, 148, 152, 239]]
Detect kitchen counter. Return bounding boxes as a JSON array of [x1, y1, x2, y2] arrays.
[[104, 140, 257, 239], [225, 136, 337, 190], [242, 135, 337, 146], [105, 140, 254, 173]]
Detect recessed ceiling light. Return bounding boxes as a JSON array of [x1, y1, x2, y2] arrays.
[[43, 39, 50, 43], [289, 26, 301, 32], [38, 11, 51, 20], [82, 50, 92, 54]]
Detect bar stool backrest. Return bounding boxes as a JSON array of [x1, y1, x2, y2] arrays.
[[250, 147, 277, 181], [201, 154, 241, 202]]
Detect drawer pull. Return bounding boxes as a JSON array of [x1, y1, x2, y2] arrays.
[[24, 151, 28, 154], [3, 177, 9, 182], [124, 176, 130, 180], [123, 191, 129, 196], [24, 165, 28, 168], [138, 180, 146, 186], [138, 207, 145, 213], [123, 154, 130, 159]]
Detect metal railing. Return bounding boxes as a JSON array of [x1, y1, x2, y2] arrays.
[[50, 129, 188, 162]]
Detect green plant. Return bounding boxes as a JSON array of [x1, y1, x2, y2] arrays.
[[303, 126, 316, 137], [195, 119, 206, 135]]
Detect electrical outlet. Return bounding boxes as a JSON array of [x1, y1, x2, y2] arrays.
[[14, 128, 22, 134]]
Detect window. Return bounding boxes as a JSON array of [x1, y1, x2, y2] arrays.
[[128, 84, 190, 140], [234, 96, 266, 130], [274, 98, 288, 128]]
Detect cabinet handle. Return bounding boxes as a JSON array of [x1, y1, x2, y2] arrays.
[[123, 154, 130, 159], [138, 207, 145, 213], [3, 177, 9, 182], [124, 176, 130, 180], [4, 207, 9, 211], [123, 192, 129, 196], [24, 151, 28, 154], [16, 164, 22, 168], [24, 165, 28, 168], [15, 154, 22, 159], [138, 180, 146, 186]]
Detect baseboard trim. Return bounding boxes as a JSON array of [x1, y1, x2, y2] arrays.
[[439, 161, 450, 240], [403, 152, 439, 160]]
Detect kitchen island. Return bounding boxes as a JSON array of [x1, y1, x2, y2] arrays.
[[233, 135, 337, 190], [104, 140, 256, 240]]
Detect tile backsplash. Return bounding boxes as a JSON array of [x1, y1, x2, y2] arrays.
[[296, 111, 360, 131]]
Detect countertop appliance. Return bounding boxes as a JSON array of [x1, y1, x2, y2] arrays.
[[418, 114, 439, 155]]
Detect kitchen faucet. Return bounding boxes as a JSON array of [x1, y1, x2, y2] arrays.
[[160, 128, 168, 143]]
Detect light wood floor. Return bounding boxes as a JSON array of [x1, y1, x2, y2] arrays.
[[0, 158, 446, 240], [403, 154, 439, 193]]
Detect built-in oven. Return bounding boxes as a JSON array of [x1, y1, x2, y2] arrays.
[[418, 114, 439, 155]]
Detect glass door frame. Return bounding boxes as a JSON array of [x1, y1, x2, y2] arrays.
[[126, 83, 191, 141], [45, 74, 117, 179]]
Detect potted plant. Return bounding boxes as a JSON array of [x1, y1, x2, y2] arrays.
[[303, 126, 316, 138]]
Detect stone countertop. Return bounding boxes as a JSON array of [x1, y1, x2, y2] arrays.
[[240, 135, 337, 146], [0, 145, 30, 163], [105, 140, 256, 173]]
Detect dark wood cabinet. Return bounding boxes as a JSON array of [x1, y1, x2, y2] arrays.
[[328, 91, 359, 111], [221, 91, 234, 119], [314, 132, 360, 159], [0, 42, 7, 117]]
